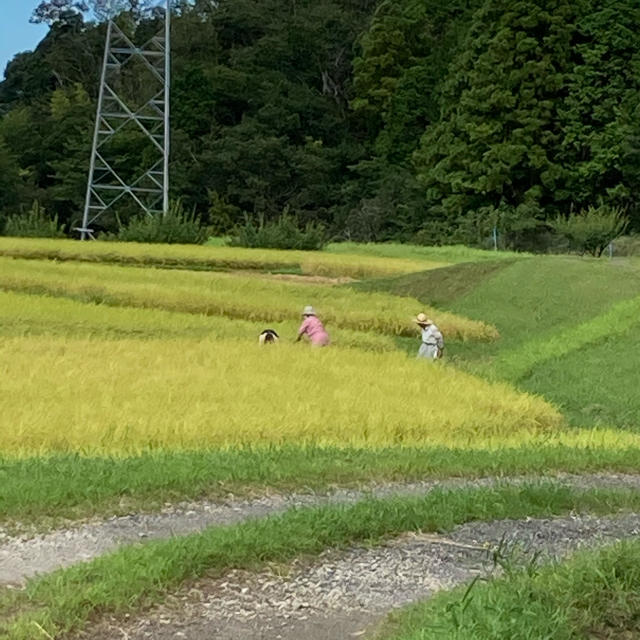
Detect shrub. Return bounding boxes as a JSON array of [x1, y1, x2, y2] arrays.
[[3, 201, 65, 238], [228, 212, 327, 250], [114, 200, 207, 244], [207, 190, 240, 236], [609, 234, 640, 257], [550, 205, 628, 257]]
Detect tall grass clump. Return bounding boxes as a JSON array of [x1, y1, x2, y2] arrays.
[[2, 201, 65, 238], [228, 212, 327, 250], [0, 258, 498, 340], [0, 336, 561, 456], [113, 200, 207, 244], [379, 540, 640, 640]]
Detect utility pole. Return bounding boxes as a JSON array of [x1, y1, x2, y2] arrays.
[[78, 0, 171, 240]]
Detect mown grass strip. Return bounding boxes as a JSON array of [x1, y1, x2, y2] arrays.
[[0, 237, 447, 279], [378, 539, 640, 639], [492, 293, 640, 381], [2, 484, 640, 639], [324, 242, 526, 263], [3, 441, 640, 527]]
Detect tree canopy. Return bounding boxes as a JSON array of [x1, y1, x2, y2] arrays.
[[1, 0, 639, 247]]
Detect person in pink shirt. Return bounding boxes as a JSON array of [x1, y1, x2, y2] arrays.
[[296, 306, 330, 347]]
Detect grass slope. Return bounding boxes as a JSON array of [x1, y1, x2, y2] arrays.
[[450, 257, 640, 349], [362, 256, 640, 349], [3, 484, 640, 639], [353, 260, 515, 308], [379, 539, 640, 640], [360, 256, 640, 429], [521, 329, 640, 428]]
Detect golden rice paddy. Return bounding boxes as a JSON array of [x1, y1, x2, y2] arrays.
[[0, 257, 499, 340], [3, 240, 606, 460], [0, 237, 448, 278], [0, 336, 562, 456]]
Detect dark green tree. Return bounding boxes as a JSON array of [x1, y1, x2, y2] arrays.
[[557, 0, 640, 230], [352, 0, 480, 163], [415, 0, 577, 246], [347, 0, 480, 241], [0, 137, 21, 220]]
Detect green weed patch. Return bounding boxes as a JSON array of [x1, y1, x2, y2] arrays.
[[3, 444, 640, 527], [378, 539, 640, 639]]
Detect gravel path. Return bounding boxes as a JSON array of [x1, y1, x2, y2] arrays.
[[1, 472, 640, 586], [82, 512, 640, 640]]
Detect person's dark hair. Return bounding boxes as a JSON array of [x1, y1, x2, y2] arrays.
[[259, 329, 279, 344]]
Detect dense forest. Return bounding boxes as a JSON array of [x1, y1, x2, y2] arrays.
[[1, 0, 639, 248]]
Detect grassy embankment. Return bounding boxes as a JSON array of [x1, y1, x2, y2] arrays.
[[2, 483, 640, 640], [357, 255, 640, 429], [4, 444, 640, 527], [377, 539, 640, 640]]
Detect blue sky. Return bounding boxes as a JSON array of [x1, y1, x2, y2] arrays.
[[1, 1, 50, 78]]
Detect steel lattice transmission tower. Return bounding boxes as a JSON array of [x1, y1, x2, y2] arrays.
[[79, 0, 171, 239]]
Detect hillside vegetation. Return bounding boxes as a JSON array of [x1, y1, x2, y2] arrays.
[[1, 0, 640, 247]]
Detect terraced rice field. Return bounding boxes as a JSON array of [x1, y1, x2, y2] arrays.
[[0, 239, 639, 640]]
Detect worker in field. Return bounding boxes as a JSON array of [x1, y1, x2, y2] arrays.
[[258, 329, 280, 345], [414, 313, 444, 360], [296, 306, 330, 347]]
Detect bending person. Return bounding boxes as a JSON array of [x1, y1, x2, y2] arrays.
[[296, 306, 330, 347]]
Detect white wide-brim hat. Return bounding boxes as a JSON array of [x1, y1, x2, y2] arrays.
[[302, 305, 316, 316]]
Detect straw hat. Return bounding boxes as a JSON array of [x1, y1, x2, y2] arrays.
[[302, 305, 316, 316], [414, 312, 432, 325]]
